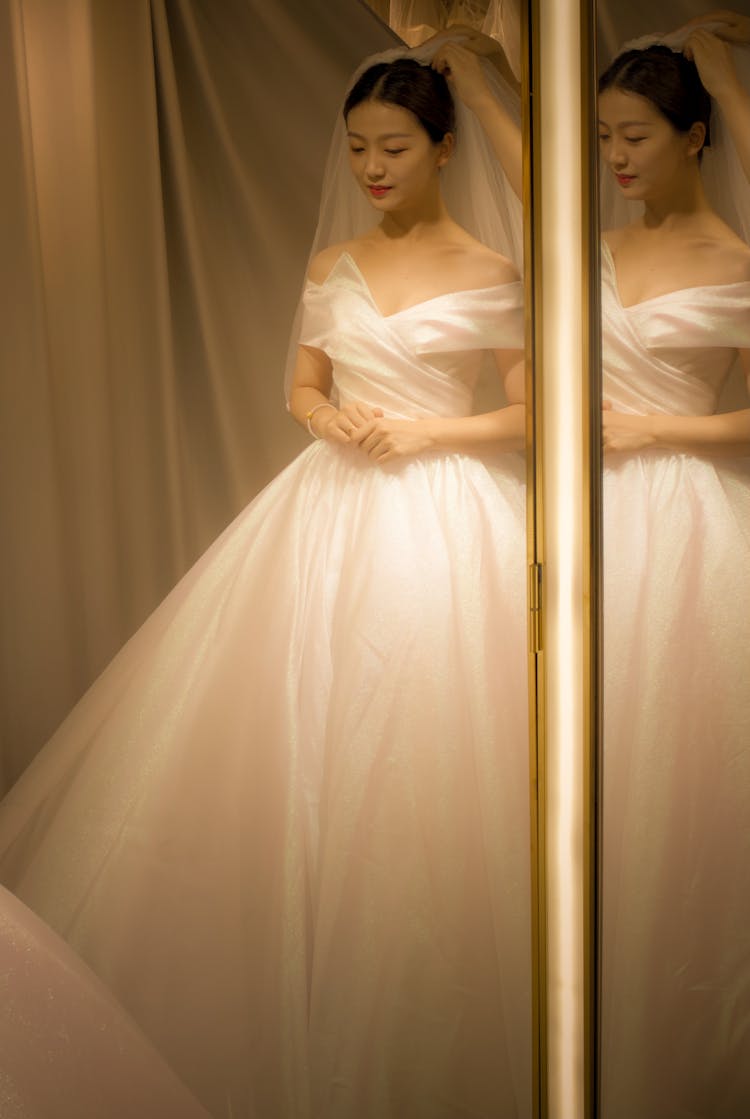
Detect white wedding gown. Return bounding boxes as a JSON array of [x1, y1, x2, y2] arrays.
[[0, 252, 532, 1119], [600, 240, 750, 1118]]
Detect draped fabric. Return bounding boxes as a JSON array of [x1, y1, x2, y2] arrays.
[[0, 0, 397, 792]]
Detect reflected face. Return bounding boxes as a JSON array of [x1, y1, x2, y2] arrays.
[[346, 100, 452, 211], [598, 88, 700, 203]]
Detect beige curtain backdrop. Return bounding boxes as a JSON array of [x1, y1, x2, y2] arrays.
[[0, 0, 396, 791]]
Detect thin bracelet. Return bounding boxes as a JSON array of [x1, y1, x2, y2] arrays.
[[305, 402, 336, 438]]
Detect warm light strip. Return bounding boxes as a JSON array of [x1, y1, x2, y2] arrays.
[[537, 0, 589, 1115]]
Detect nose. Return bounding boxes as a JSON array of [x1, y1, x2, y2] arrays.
[[364, 152, 385, 182], [607, 137, 628, 169]]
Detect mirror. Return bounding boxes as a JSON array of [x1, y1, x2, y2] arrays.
[[596, 2, 750, 1115], [0, 2, 537, 1117]]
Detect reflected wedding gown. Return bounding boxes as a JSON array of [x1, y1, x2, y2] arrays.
[[600, 240, 750, 1118], [0, 252, 532, 1119]]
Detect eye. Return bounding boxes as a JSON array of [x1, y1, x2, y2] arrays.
[[349, 145, 365, 154], [598, 133, 611, 143], [625, 136, 646, 144], [385, 148, 406, 156]]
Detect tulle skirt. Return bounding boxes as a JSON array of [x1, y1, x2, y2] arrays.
[[0, 885, 209, 1118], [0, 439, 532, 1119], [601, 450, 750, 1119]]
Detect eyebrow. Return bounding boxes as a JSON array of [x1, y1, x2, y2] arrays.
[[597, 119, 654, 128], [346, 131, 414, 140]]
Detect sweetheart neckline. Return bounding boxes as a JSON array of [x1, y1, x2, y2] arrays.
[[602, 240, 750, 311], [310, 251, 521, 319]]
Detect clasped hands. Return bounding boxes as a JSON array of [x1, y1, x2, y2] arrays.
[[316, 402, 434, 464]]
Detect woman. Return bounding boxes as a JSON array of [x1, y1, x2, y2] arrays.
[[596, 42, 750, 1119], [0, 56, 532, 1119], [440, 18, 750, 1116]]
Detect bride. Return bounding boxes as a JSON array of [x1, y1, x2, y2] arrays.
[[595, 33, 750, 1119], [0, 49, 532, 1119]]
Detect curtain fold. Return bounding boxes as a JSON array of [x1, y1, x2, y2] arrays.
[[0, 0, 397, 790]]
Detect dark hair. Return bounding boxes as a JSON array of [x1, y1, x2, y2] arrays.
[[343, 57, 455, 143], [598, 45, 711, 152]]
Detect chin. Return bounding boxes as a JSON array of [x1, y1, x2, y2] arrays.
[[618, 183, 646, 201], [362, 192, 391, 209]]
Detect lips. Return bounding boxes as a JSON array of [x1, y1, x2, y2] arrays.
[[616, 174, 636, 186], [368, 185, 392, 198]]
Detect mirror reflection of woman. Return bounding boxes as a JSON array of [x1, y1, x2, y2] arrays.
[[0, 52, 532, 1119], [440, 14, 750, 1116], [597, 34, 750, 1119]]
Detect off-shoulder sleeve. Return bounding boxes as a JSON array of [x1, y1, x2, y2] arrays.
[[395, 282, 525, 354], [296, 282, 333, 351], [627, 285, 750, 351]]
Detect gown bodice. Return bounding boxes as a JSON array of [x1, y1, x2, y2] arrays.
[[300, 252, 524, 419], [601, 240, 750, 416]]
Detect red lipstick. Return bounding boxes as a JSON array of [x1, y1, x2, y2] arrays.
[[368, 186, 391, 198]]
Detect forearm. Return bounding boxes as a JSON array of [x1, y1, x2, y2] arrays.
[[648, 408, 750, 456], [716, 82, 750, 183], [469, 93, 523, 200], [424, 403, 526, 452], [288, 385, 334, 436]]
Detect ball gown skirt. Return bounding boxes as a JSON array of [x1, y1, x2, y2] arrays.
[[600, 241, 750, 1119], [0, 255, 533, 1119]]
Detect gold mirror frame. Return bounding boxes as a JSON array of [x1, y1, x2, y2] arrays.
[[523, 2, 601, 1115]]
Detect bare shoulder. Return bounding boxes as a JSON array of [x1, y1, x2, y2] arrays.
[[446, 237, 520, 287], [713, 235, 750, 284], [307, 240, 362, 284], [689, 222, 750, 284]]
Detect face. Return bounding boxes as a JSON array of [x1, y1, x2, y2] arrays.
[[346, 99, 452, 212], [598, 87, 704, 203]]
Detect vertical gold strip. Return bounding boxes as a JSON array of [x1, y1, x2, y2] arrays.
[[525, 0, 600, 1115], [521, 4, 545, 1113], [580, 7, 602, 1116]]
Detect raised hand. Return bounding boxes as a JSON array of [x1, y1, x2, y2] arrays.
[[682, 19, 750, 185], [431, 40, 523, 198], [684, 28, 743, 100], [431, 41, 495, 112], [420, 23, 503, 58], [677, 9, 750, 42]]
